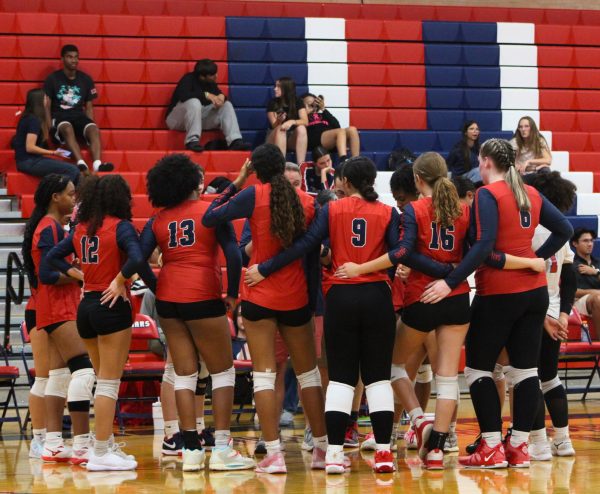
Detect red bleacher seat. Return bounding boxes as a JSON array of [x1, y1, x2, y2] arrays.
[[383, 20, 422, 41], [0, 106, 20, 128], [537, 47, 574, 68], [187, 39, 228, 62], [350, 109, 389, 129], [7, 173, 41, 195], [98, 84, 145, 106], [346, 20, 384, 41], [552, 132, 590, 152], [125, 0, 166, 16], [575, 69, 600, 89], [97, 171, 144, 193], [589, 133, 600, 152], [1, 36, 18, 57], [103, 38, 144, 60], [389, 110, 427, 130], [535, 25, 573, 45], [110, 130, 153, 150], [144, 85, 174, 106], [540, 111, 578, 131], [574, 48, 600, 68], [14, 12, 59, 35], [539, 90, 576, 111], [436, 5, 474, 21], [100, 14, 143, 36], [545, 9, 582, 25], [348, 64, 387, 86], [572, 26, 600, 46], [397, 5, 436, 21], [131, 195, 155, 217], [84, 0, 125, 15], [322, 3, 360, 18], [538, 68, 576, 89], [577, 91, 600, 110], [0, 13, 16, 33], [58, 14, 102, 35], [143, 15, 185, 36], [204, 1, 246, 16], [577, 113, 600, 132], [361, 5, 399, 20], [509, 8, 545, 23], [184, 16, 226, 38], [387, 65, 426, 86], [385, 43, 424, 64], [245, 1, 284, 17], [208, 151, 250, 171], [144, 38, 186, 61], [349, 87, 388, 107]]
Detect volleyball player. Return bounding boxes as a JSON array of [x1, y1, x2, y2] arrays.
[[419, 139, 572, 468], [22, 174, 95, 464], [203, 144, 326, 474], [244, 156, 400, 474]]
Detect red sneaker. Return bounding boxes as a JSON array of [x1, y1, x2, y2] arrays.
[[458, 439, 508, 469], [414, 418, 433, 460], [373, 450, 395, 473], [505, 440, 530, 468]]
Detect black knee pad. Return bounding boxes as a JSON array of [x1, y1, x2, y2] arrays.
[[195, 376, 209, 396], [67, 354, 93, 373]]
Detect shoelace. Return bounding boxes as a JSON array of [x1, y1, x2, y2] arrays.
[[111, 442, 129, 459]]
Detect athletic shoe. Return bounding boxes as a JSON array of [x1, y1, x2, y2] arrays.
[[130, 279, 147, 296], [29, 439, 44, 459], [97, 163, 114, 172], [254, 439, 267, 455], [325, 449, 350, 475], [373, 450, 395, 473], [504, 440, 530, 468], [182, 448, 205, 472], [551, 438, 575, 457], [414, 418, 434, 460], [444, 431, 459, 453], [390, 431, 398, 452], [255, 452, 287, 474], [162, 432, 184, 456], [404, 425, 418, 450], [502, 427, 513, 446], [199, 428, 215, 449], [70, 445, 91, 465], [344, 422, 359, 448], [310, 445, 326, 469], [42, 443, 72, 463], [228, 139, 252, 151], [279, 410, 294, 427], [86, 451, 137, 471], [458, 439, 508, 469], [360, 432, 376, 451], [529, 441, 552, 461], [209, 446, 255, 471], [107, 440, 136, 462], [424, 448, 444, 470], [301, 427, 314, 452], [466, 433, 481, 455]]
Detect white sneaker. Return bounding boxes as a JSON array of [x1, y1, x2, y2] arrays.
[[71, 444, 91, 466], [209, 446, 255, 471], [404, 426, 417, 450], [42, 442, 72, 463], [86, 450, 137, 471], [108, 437, 136, 461], [325, 449, 350, 475], [551, 438, 575, 457], [529, 441, 552, 461], [444, 431, 459, 453], [182, 448, 205, 472], [29, 439, 44, 459], [360, 432, 376, 451]]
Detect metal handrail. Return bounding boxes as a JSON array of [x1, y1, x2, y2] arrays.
[[3, 252, 25, 352]]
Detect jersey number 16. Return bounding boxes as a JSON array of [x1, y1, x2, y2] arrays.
[[429, 223, 455, 251]]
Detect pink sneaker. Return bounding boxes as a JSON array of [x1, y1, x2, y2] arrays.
[[311, 446, 326, 469], [404, 426, 417, 450], [255, 452, 287, 474]]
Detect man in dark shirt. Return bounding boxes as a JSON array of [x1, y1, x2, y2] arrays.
[[44, 44, 112, 172], [571, 227, 600, 330], [166, 59, 250, 152]]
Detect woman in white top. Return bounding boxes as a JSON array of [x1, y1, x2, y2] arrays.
[[509, 116, 552, 174]]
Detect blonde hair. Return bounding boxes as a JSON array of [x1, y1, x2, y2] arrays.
[[413, 152, 462, 228], [480, 138, 531, 211]]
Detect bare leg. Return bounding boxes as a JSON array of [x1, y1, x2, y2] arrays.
[[161, 351, 178, 423], [268, 126, 287, 158], [345, 126, 360, 157], [288, 126, 307, 164], [319, 129, 347, 156], [57, 123, 84, 163], [391, 325, 428, 413], [45, 340, 67, 433], [29, 328, 49, 431], [84, 125, 102, 163]]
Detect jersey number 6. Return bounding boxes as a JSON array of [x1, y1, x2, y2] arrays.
[[80, 235, 99, 263], [168, 219, 196, 248], [351, 218, 367, 247]]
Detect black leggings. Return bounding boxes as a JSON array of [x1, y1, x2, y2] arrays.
[[324, 282, 396, 387]]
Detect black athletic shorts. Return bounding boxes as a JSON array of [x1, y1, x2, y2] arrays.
[[241, 301, 312, 327], [77, 291, 133, 339], [402, 292, 471, 333], [155, 298, 226, 321], [24, 309, 36, 331], [53, 112, 97, 143]]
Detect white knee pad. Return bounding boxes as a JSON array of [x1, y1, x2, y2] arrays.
[[541, 376, 562, 394], [504, 366, 538, 387], [95, 379, 120, 401], [198, 359, 209, 380], [325, 381, 355, 414], [435, 375, 459, 401], [30, 377, 48, 398], [211, 366, 235, 390], [463, 367, 494, 388], [365, 380, 394, 414], [416, 364, 433, 384], [502, 365, 513, 389], [67, 368, 96, 403], [46, 368, 71, 399], [174, 372, 198, 392], [492, 363, 505, 382], [162, 363, 175, 386], [391, 364, 409, 383], [297, 367, 322, 389], [253, 371, 276, 393]]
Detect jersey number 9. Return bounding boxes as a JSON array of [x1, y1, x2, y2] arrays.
[[80, 235, 99, 264], [429, 223, 455, 251], [351, 218, 367, 247], [168, 219, 196, 248]]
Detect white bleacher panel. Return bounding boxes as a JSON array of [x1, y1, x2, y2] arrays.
[[496, 22, 535, 45], [576, 193, 600, 215], [331, 108, 349, 128], [541, 130, 552, 149], [499, 45, 537, 67], [375, 171, 393, 195], [379, 193, 398, 209], [305, 18, 345, 40], [500, 88, 539, 110], [561, 171, 594, 193], [308, 85, 349, 108], [502, 110, 540, 132], [500, 67, 538, 88], [551, 151, 569, 172], [307, 41, 347, 63], [308, 63, 348, 85]]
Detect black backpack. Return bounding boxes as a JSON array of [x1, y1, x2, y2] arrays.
[[388, 148, 417, 171]]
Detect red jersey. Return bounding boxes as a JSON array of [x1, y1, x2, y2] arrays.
[[405, 197, 470, 306], [475, 181, 546, 296], [324, 196, 394, 295], [26, 286, 37, 311], [32, 216, 79, 329], [391, 274, 405, 311], [73, 217, 127, 292], [152, 200, 222, 303], [243, 183, 315, 311]]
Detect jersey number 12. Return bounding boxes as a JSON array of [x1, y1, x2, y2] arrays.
[[80, 235, 99, 263]]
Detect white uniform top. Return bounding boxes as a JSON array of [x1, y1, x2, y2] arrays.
[[532, 225, 574, 319]]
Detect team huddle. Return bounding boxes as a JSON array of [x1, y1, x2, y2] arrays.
[[21, 138, 575, 474]]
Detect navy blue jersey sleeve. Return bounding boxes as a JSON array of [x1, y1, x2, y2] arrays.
[[139, 217, 158, 260], [216, 222, 242, 299], [239, 219, 252, 267], [202, 184, 256, 227], [258, 204, 330, 277], [485, 251, 506, 269], [535, 195, 574, 259], [116, 220, 145, 279], [46, 230, 76, 277], [39, 224, 69, 284], [445, 188, 498, 289]]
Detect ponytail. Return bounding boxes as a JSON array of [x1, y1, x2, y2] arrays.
[[269, 174, 306, 247], [505, 166, 531, 211], [432, 177, 462, 228], [341, 156, 379, 202]]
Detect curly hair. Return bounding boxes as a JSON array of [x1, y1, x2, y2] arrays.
[[525, 171, 576, 213], [22, 174, 71, 289], [413, 152, 462, 228], [341, 156, 378, 202], [480, 138, 531, 211], [146, 154, 204, 208], [252, 144, 305, 247], [389, 164, 417, 197], [76, 174, 132, 236]]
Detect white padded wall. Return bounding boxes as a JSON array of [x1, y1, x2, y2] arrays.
[[499, 45, 537, 66], [307, 41, 347, 63], [305, 18, 345, 40], [308, 63, 348, 85], [577, 194, 600, 215], [500, 67, 538, 88], [375, 171, 393, 195], [501, 88, 539, 110], [552, 151, 570, 172], [502, 110, 540, 132], [541, 130, 552, 149], [308, 85, 349, 108], [561, 172, 594, 193], [497, 22, 535, 44]]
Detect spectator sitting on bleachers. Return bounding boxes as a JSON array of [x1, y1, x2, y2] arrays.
[[302, 146, 334, 195], [446, 120, 481, 183], [510, 116, 552, 174], [13, 89, 81, 185], [44, 44, 113, 173], [284, 162, 302, 189], [301, 93, 360, 161], [451, 175, 476, 206], [571, 227, 600, 332], [166, 59, 251, 153], [266, 77, 308, 164]]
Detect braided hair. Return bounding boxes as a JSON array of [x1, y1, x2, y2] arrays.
[[480, 138, 531, 211], [341, 156, 378, 202]]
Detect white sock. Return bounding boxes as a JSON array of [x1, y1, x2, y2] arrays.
[[265, 439, 281, 456], [45, 431, 63, 448], [530, 428, 547, 444], [409, 407, 424, 425], [73, 433, 90, 450], [32, 428, 46, 442], [94, 439, 109, 457], [482, 431, 502, 448], [376, 443, 391, 452], [553, 425, 569, 442], [77, 159, 88, 169], [164, 420, 179, 438], [510, 429, 529, 447], [327, 444, 343, 455], [196, 417, 205, 433], [314, 435, 328, 450], [214, 430, 230, 449], [92, 160, 102, 171]]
